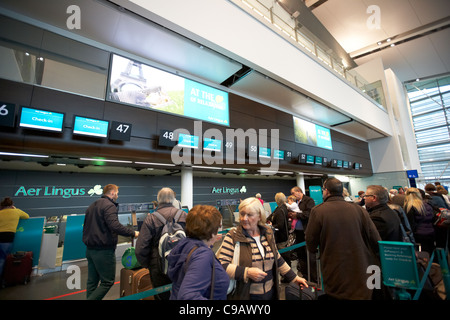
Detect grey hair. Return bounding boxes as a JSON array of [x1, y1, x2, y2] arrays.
[[157, 187, 176, 204]]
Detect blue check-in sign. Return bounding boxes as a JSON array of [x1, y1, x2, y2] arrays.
[[178, 133, 199, 149]]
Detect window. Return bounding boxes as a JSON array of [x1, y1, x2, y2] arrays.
[[406, 75, 450, 183]]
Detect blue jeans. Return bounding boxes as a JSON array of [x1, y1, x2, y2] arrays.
[[86, 248, 116, 300], [0, 242, 14, 277]]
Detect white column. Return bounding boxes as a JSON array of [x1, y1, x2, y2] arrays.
[[296, 172, 305, 192], [181, 167, 193, 210]]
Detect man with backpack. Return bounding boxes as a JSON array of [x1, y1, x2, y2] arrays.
[[135, 187, 187, 300]]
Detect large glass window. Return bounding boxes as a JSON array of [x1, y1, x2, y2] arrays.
[[406, 75, 450, 184]]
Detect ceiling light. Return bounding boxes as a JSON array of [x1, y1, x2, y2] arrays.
[[416, 78, 420, 82], [192, 165, 222, 170], [258, 169, 294, 175], [80, 158, 132, 164], [390, 43, 395, 47], [223, 168, 248, 172], [386, 38, 391, 42], [134, 161, 176, 167], [0, 152, 49, 158], [377, 41, 382, 45]]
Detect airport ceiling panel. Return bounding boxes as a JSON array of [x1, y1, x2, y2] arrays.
[[112, 11, 243, 85], [0, 0, 242, 85], [333, 120, 385, 141], [230, 70, 351, 127]]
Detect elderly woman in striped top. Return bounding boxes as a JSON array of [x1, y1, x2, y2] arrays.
[[217, 197, 308, 300]]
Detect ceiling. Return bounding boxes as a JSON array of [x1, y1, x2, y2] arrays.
[[306, 0, 450, 83]]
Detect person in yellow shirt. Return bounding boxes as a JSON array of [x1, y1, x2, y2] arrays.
[[0, 197, 29, 277]]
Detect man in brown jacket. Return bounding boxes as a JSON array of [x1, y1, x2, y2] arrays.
[[305, 178, 381, 300]]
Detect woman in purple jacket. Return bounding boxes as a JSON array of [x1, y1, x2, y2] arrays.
[[168, 205, 229, 300], [404, 188, 435, 255]]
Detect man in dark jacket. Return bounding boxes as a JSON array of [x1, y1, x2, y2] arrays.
[[135, 187, 187, 300], [306, 178, 381, 299], [290, 186, 315, 278], [82, 184, 138, 300], [365, 185, 403, 242]]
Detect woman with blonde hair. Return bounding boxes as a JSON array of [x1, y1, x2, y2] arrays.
[[404, 188, 435, 255], [217, 197, 307, 300]]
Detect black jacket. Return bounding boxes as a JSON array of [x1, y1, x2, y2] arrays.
[[268, 203, 290, 243], [367, 203, 402, 242], [82, 195, 135, 249], [295, 195, 316, 229]]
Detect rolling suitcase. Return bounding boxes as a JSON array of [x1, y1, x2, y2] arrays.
[[2, 251, 33, 287], [285, 282, 324, 300], [119, 267, 154, 300]]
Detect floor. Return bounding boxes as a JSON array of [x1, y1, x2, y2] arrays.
[[0, 243, 305, 300]]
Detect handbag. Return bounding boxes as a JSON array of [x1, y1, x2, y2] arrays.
[[227, 241, 240, 294]]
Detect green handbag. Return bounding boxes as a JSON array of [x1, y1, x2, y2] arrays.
[[122, 240, 141, 269]]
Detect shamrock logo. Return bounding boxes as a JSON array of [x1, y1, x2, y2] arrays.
[[88, 185, 103, 196]]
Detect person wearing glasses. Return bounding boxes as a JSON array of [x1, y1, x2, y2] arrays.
[[305, 178, 381, 300], [364, 185, 403, 242]]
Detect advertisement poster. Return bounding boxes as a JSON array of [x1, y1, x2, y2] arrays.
[[293, 116, 332, 150], [109, 54, 229, 126]]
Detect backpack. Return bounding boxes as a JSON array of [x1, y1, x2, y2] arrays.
[[153, 210, 186, 275], [434, 208, 450, 228]]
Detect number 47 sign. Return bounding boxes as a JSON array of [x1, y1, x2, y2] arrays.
[[0, 102, 16, 128], [109, 121, 132, 141]]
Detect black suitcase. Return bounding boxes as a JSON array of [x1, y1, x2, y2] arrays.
[[2, 251, 33, 287], [285, 282, 324, 300]]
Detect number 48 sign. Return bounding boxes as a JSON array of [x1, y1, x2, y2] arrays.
[[0, 102, 16, 127], [109, 121, 132, 141]]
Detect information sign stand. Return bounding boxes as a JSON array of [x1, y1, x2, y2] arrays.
[[379, 241, 450, 300], [378, 241, 420, 300]]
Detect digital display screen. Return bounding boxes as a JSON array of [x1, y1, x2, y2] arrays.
[[73, 116, 109, 138], [203, 138, 222, 152], [273, 149, 284, 160], [293, 116, 332, 150], [178, 133, 199, 149], [343, 161, 349, 169], [299, 153, 306, 164], [306, 155, 315, 164], [337, 160, 343, 168], [259, 147, 271, 158], [109, 54, 229, 126], [354, 162, 360, 170], [315, 156, 322, 165], [19, 107, 64, 132]]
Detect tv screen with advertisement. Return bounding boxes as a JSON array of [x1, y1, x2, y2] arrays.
[[19, 106, 64, 132], [293, 116, 332, 150], [108, 54, 229, 126]]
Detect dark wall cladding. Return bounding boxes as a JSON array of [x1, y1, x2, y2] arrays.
[[0, 78, 373, 174], [1, 169, 297, 217]]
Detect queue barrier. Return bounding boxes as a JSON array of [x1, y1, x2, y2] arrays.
[[117, 238, 307, 300]]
